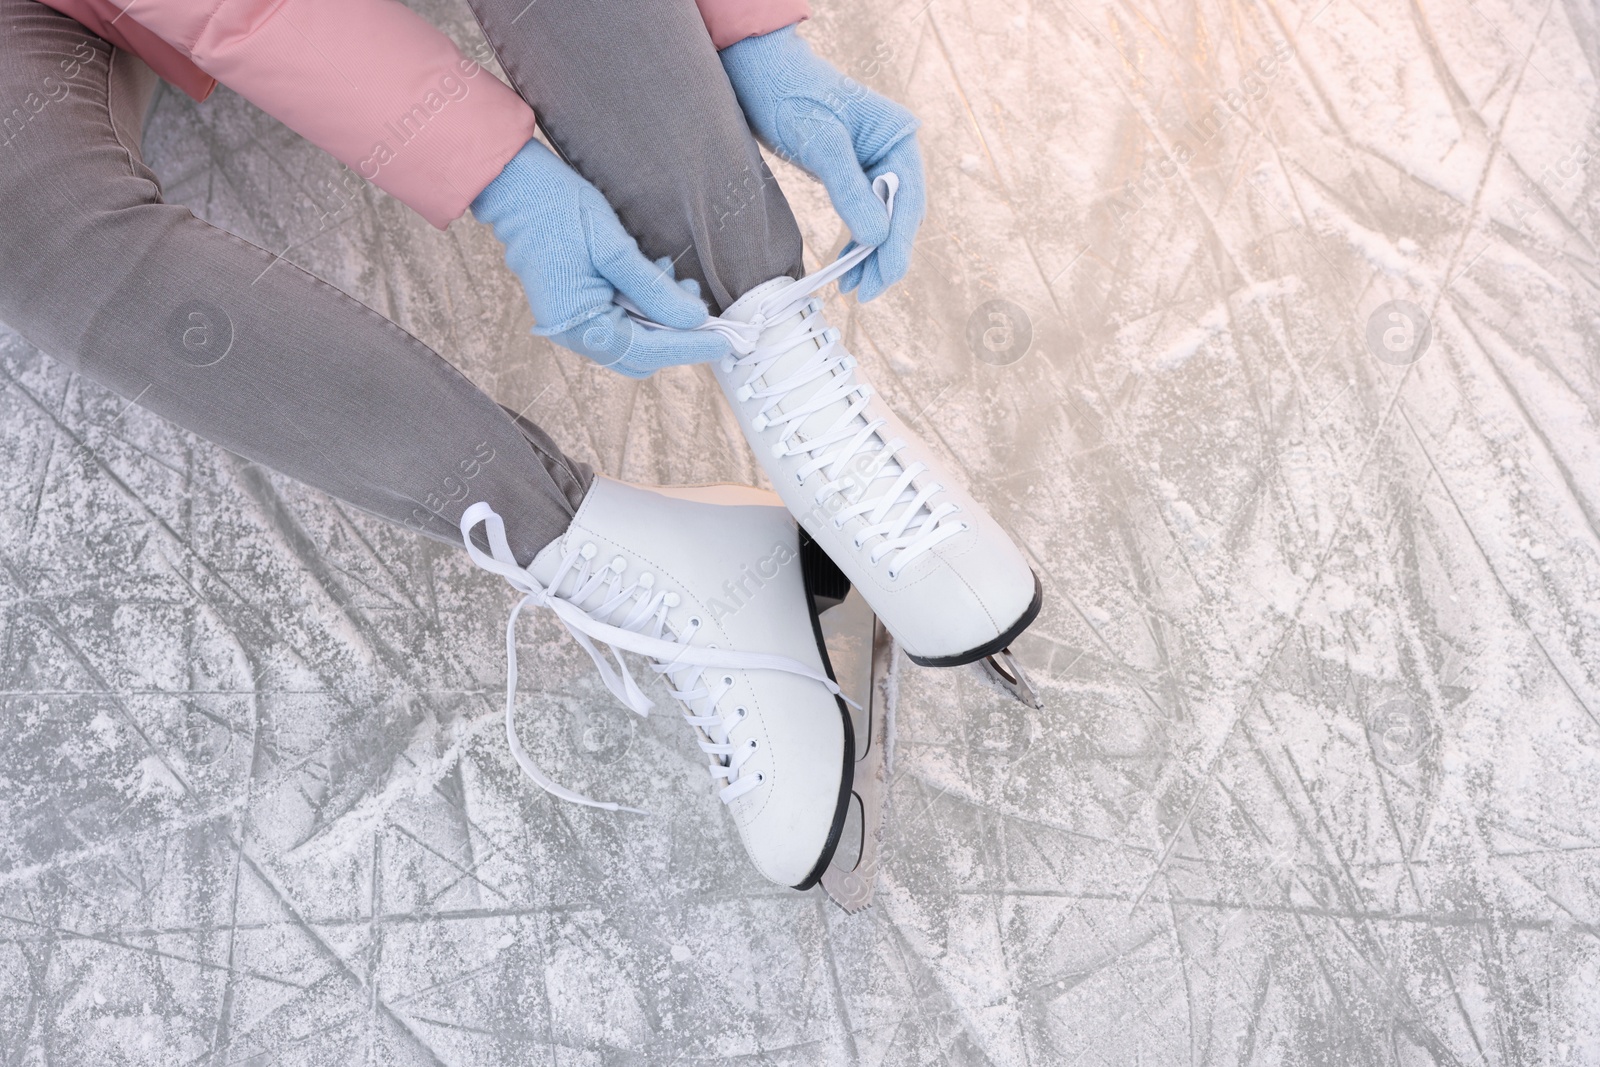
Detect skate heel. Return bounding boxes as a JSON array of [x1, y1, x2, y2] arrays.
[[799, 529, 852, 603]]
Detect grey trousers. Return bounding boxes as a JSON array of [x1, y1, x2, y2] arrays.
[[0, 0, 802, 565]]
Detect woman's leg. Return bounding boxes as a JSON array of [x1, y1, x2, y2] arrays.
[[0, 0, 589, 565], [467, 0, 805, 314]]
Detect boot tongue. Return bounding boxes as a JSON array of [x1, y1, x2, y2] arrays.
[[721, 279, 873, 456], [721, 281, 923, 527]]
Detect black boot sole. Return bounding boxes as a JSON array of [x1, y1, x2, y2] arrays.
[[790, 529, 858, 892], [905, 571, 1044, 668], [797, 532, 1044, 670]]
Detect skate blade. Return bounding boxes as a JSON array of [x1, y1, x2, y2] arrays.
[[982, 647, 1043, 708], [816, 588, 893, 913]]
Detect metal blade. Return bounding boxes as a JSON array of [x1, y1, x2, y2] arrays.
[[982, 647, 1043, 708]]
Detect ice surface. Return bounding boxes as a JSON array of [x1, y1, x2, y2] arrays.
[[4, 0, 1600, 1062]]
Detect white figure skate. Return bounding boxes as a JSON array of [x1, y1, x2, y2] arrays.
[[691, 177, 1042, 691], [622, 175, 1042, 693], [461, 477, 857, 889], [714, 273, 1040, 664]]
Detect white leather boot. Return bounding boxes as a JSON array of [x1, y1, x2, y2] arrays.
[[710, 276, 1041, 666], [461, 477, 854, 889]]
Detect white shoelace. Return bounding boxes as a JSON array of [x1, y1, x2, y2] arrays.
[[623, 173, 967, 579], [462, 502, 849, 813]]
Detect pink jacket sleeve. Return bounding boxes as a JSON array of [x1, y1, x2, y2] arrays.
[[45, 0, 808, 227], [38, 0, 219, 102], [696, 0, 811, 48], [126, 0, 538, 229]]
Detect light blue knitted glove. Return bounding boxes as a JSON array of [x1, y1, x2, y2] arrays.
[[720, 26, 926, 302], [473, 139, 731, 379]]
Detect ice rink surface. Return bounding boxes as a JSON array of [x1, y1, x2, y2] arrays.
[[4, 0, 1600, 1062]]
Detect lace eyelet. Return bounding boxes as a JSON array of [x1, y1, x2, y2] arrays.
[[755, 772, 765, 783], [747, 739, 758, 751], [580, 543, 598, 560], [688, 616, 702, 629], [887, 568, 900, 580], [736, 706, 748, 719], [722, 675, 734, 687], [795, 472, 806, 486]]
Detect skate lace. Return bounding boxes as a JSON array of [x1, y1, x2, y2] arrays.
[[461, 502, 848, 814], [623, 173, 966, 579]]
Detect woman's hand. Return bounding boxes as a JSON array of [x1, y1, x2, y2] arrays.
[[720, 26, 926, 302], [473, 140, 731, 379]]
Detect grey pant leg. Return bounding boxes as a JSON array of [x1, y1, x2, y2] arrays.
[[468, 0, 805, 314], [0, 0, 589, 566]]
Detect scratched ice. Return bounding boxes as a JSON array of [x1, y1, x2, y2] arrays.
[[4, 0, 1600, 1062]]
